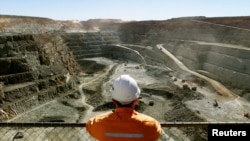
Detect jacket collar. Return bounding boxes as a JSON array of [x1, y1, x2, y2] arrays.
[[115, 107, 136, 113]]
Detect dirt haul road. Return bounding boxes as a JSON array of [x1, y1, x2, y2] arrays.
[[156, 44, 236, 98], [156, 43, 250, 122]]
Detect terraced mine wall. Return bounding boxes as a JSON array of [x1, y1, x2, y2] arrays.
[[117, 19, 250, 47], [0, 33, 80, 121], [0, 31, 164, 121], [1, 18, 250, 121], [62, 32, 146, 67], [163, 40, 250, 89], [117, 19, 250, 90], [62, 28, 250, 90]]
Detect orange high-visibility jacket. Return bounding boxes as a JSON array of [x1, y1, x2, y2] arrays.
[[86, 108, 162, 141]]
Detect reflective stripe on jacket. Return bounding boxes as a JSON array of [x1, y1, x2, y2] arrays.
[[86, 108, 162, 141]]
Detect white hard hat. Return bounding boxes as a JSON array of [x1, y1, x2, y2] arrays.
[[111, 74, 141, 105]]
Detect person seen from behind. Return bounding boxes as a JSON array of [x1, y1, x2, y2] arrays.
[[86, 74, 162, 141]]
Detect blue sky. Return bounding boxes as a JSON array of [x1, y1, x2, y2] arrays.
[[0, 0, 249, 21]]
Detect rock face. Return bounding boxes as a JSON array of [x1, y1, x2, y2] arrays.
[[62, 32, 146, 65], [164, 40, 250, 89], [0, 15, 250, 121], [116, 18, 250, 89], [0, 33, 80, 121]]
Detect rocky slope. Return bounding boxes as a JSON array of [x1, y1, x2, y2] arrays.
[[116, 17, 250, 91], [1, 15, 250, 141], [0, 14, 250, 123], [0, 33, 80, 121]]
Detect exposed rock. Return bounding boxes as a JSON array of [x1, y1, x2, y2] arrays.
[[13, 132, 24, 140], [148, 100, 154, 106], [0, 82, 4, 104], [183, 84, 190, 90], [244, 112, 250, 118], [213, 100, 219, 107], [1, 15, 250, 141], [191, 87, 197, 91], [0, 33, 80, 121]]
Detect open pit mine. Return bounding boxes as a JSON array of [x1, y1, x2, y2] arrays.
[[0, 15, 250, 140]]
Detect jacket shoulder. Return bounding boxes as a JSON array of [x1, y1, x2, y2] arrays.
[[87, 111, 113, 123]]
